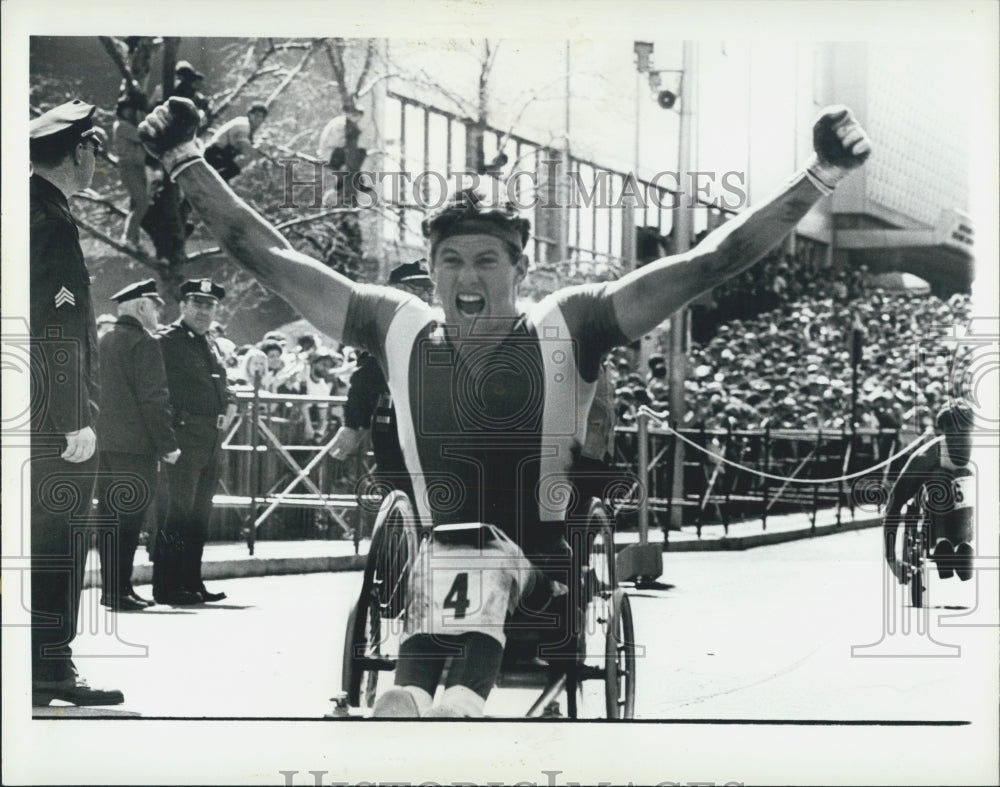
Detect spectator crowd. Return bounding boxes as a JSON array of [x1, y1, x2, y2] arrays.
[[610, 243, 971, 436]]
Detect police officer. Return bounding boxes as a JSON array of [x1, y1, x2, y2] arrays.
[[95, 279, 181, 612], [153, 279, 233, 605], [29, 99, 123, 706]]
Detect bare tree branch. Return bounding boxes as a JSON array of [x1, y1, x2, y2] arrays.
[[71, 190, 127, 218], [276, 208, 360, 230], [265, 40, 320, 108], [356, 70, 403, 99], [183, 246, 226, 264], [76, 215, 167, 272], [325, 38, 350, 106], [98, 36, 142, 97], [208, 41, 283, 123], [353, 40, 376, 101]]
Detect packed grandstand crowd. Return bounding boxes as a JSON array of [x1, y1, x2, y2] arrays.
[[610, 246, 970, 436]]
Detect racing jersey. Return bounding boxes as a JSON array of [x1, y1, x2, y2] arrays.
[[887, 435, 974, 544], [342, 282, 627, 552]]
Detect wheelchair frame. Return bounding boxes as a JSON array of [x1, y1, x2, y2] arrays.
[[899, 480, 975, 608], [341, 490, 637, 718]]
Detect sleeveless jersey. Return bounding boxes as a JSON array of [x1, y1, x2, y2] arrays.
[[343, 283, 627, 552]]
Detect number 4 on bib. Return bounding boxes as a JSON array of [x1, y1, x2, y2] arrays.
[[443, 572, 470, 619]]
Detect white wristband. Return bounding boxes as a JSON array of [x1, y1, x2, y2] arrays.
[[804, 154, 847, 196], [160, 140, 204, 180]]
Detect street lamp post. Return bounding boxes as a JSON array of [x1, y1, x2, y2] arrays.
[[668, 40, 696, 529]]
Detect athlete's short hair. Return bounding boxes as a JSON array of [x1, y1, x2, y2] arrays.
[[422, 188, 531, 262]]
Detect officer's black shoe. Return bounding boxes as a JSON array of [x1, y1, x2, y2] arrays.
[[154, 589, 203, 606], [32, 675, 125, 707], [126, 587, 156, 607], [197, 587, 227, 602], [100, 595, 148, 612], [129, 592, 156, 607]]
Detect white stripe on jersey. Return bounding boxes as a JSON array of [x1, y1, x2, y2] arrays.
[[531, 301, 596, 522], [383, 300, 436, 525]]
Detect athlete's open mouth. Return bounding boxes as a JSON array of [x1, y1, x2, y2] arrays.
[[456, 293, 485, 316]]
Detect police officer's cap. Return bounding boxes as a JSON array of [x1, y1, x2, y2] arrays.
[[175, 61, 205, 81], [110, 278, 165, 305], [30, 99, 104, 159], [388, 259, 433, 287], [180, 278, 226, 302]]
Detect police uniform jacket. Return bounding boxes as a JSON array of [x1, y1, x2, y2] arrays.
[[29, 173, 99, 436], [97, 315, 178, 456], [157, 320, 229, 461]]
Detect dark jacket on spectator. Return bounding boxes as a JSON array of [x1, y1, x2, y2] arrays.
[[97, 315, 178, 456]]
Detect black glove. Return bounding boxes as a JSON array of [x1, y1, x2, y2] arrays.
[[137, 97, 203, 177], [806, 105, 872, 193]]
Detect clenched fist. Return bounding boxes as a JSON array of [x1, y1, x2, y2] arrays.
[[137, 97, 203, 177], [806, 105, 872, 194]]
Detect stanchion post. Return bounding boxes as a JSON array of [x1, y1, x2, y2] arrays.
[[665, 423, 675, 541], [615, 408, 663, 585], [837, 425, 845, 527], [637, 409, 650, 546], [722, 422, 732, 535], [811, 426, 821, 531], [696, 423, 706, 539], [762, 423, 770, 530], [247, 371, 262, 556]]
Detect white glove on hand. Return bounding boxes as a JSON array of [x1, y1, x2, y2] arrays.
[[62, 426, 97, 463], [806, 105, 872, 194]]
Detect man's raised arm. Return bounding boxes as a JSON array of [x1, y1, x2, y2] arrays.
[[138, 98, 354, 343], [608, 106, 872, 341]]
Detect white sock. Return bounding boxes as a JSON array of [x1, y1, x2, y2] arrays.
[[436, 685, 486, 717], [403, 685, 433, 715]]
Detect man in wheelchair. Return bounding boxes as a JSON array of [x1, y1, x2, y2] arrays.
[[137, 98, 871, 716], [884, 400, 975, 583]]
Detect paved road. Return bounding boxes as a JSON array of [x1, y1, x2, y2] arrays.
[[62, 527, 996, 724]]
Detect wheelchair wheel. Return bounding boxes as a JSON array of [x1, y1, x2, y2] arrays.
[[584, 499, 616, 604], [341, 491, 420, 708], [342, 595, 382, 707], [904, 519, 928, 609], [604, 588, 636, 719]]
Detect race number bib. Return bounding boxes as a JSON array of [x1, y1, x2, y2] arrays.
[[403, 525, 534, 647], [951, 475, 973, 510], [933, 474, 975, 544]]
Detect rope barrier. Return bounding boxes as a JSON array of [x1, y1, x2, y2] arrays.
[[636, 406, 938, 485]]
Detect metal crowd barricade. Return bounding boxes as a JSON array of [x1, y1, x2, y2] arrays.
[[215, 383, 903, 553], [611, 421, 901, 541], [216, 387, 372, 555]]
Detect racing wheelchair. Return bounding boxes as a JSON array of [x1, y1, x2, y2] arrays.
[[898, 473, 975, 609], [341, 490, 636, 718]]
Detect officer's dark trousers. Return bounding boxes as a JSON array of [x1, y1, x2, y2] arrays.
[[153, 435, 221, 595], [94, 452, 158, 598], [30, 446, 96, 682]]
